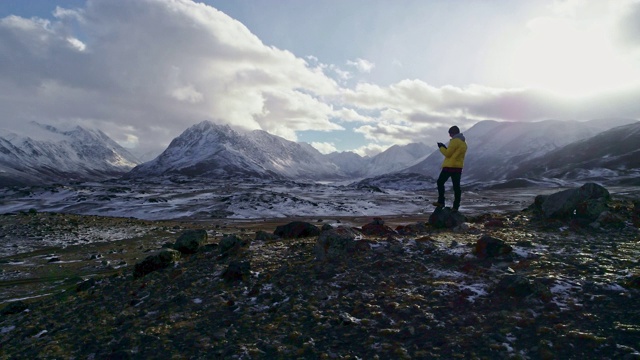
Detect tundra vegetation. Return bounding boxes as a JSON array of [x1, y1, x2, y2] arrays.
[[0, 183, 639, 359]]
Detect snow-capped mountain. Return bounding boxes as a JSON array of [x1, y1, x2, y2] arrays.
[[126, 121, 342, 180], [126, 121, 433, 181], [4, 118, 636, 188], [366, 143, 431, 176], [404, 119, 634, 184], [506, 121, 640, 186], [0, 122, 140, 187], [326, 143, 432, 178], [325, 151, 369, 178]]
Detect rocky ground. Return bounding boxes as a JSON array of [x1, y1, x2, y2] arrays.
[[0, 190, 639, 359]]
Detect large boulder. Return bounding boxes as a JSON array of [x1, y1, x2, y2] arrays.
[[219, 234, 249, 256], [429, 207, 466, 229], [133, 249, 181, 279], [531, 183, 610, 220], [274, 221, 320, 239], [592, 211, 626, 229], [474, 235, 512, 259], [222, 260, 251, 282], [361, 217, 397, 236], [632, 201, 640, 228], [315, 226, 358, 261], [173, 229, 207, 254]]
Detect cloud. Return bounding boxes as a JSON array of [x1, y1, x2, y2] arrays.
[[504, 0, 640, 96], [355, 123, 416, 144], [615, 0, 640, 51], [254, 89, 343, 141], [341, 79, 640, 124], [1, 0, 639, 159], [347, 58, 375, 73], [333, 108, 373, 123], [0, 0, 342, 156], [119, 134, 139, 148], [171, 85, 204, 104], [340, 78, 640, 150], [310, 141, 337, 154], [352, 143, 389, 158]]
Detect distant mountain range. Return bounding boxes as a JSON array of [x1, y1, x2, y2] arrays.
[[402, 119, 637, 183], [1, 118, 638, 188], [125, 121, 430, 181], [0, 122, 140, 187], [505, 121, 640, 186]]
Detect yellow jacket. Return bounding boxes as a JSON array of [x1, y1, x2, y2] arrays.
[[439, 135, 467, 169]]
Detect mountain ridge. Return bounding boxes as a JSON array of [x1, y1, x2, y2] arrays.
[[506, 121, 640, 186], [404, 118, 639, 186], [0, 122, 140, 186], [1, 118, 638, 188], [126, 120, 432, 181]]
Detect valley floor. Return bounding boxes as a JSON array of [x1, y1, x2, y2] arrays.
[[1, 196, 639, 359], [2, 179, 640, 222]]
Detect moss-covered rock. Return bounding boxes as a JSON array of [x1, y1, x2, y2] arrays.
[[133, 249, 181, 279], [173, 229, 207, 254]]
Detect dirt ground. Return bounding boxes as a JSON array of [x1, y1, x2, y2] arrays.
[[1, 204, 639, 359]]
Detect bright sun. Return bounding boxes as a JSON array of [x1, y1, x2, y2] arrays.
[[509, 17, 637, 96]]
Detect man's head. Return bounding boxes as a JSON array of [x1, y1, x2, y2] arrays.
[[448, 126, 460, 136]]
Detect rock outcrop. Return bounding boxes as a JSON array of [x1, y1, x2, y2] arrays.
[[429, 207, 466, 228], [274, 221, 321, 239], [530, 182, 610, 220], [361, 218, 397, 236]]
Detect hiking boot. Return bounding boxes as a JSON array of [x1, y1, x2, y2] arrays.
[[431, 202, 444, 208]]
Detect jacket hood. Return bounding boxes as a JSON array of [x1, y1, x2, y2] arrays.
[[452, 133, 466, 142]]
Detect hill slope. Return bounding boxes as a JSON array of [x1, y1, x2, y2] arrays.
[[507, 121, 640, 185], [404, 119, 630, 184]]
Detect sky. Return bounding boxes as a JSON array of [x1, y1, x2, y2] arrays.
[[1, 0, 639, 159]]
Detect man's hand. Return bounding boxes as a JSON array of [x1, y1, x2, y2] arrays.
[[437, 142, 446, 149]]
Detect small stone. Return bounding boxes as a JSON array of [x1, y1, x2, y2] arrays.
[[255, 230, 279, 241]]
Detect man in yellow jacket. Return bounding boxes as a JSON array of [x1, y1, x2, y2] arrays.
[[432, 126, 467, 212]]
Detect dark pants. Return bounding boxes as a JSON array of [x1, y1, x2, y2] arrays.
[[437, 170, 462, 210]]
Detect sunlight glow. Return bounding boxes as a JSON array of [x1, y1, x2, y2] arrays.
[[509, 17, 638, 96]]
